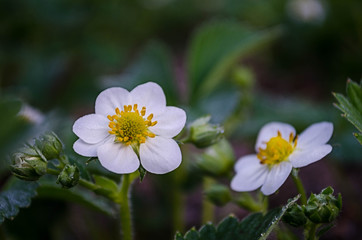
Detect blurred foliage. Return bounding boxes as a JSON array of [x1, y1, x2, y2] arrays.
[[0, 0, 362, 239]]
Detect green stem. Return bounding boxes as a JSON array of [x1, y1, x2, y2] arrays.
[[291, 168, 307, 205], [305, 223, 319, 240], [119, 174, 133, 240], [202, 177, 215, 223]]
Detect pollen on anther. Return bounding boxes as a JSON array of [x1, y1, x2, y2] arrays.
[[107, 115, 113, 121], [115, 108, 121, 115], [147, 114, 153, 120], [141, 107, 146, 116]]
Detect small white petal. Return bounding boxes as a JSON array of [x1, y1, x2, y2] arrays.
[[150, 107, 186, 138], [261, 161, 292, 195], [297, 122, 333, 149], [73, 114, 109, 144], [95, 87, 130, 117], [73, 139, 104, 157], [97, 141, 140, 174], [289, 144, 332, 168], [130, 82, 166, 116], [140, 136, 181, 174], [255, 122, 296, 152], [231, 155, 268, 192]]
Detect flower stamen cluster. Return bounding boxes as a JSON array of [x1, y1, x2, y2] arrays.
[[257, 131, 298, 165], [107, 104, 157, 146]]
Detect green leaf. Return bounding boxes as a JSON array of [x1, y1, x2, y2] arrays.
[[37, 180, 117, 217], [184, 228, 199, 240], [238, 195, 300, 240], [199, 223, 217, 240], [346, 79, 362, 112], [333, 79, 362, 144], [175, 195, 300, 240], [188, 20, 280, 102], [0, 178, 39, 224], [216, 215, 240, 240]]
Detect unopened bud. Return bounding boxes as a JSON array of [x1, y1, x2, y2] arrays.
[[35, 132, 63, 160], [204, 184, 232, 206], [305, 187, 342, 224], [57, 164, 80, 189], [10, 147, 47, 181], [196, 139, 235, 177], [283, 204, 308, 227], [188, 116, 224, 148]]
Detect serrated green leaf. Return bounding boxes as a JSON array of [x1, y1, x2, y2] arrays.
[[199, 223, 217, 240], [93, 175, 118, 192], [346, 79, 362, 112], [184, 228, 199, 240], [37, 181, 117, 217], [0, 178, 39, 224], [353, 132, 362, 145], [216, 215, 240, 240], [188, 20, 280, 102], [174, 232, 185, 240], [175, 195, 300, 240], [239, 195, 300, 240], [333, 93, 362, 133]]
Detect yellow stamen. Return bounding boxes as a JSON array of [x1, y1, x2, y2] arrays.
[[107, 104, 157, 146], [257, 131, 297, 166]]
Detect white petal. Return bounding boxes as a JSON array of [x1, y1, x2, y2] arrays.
[[73, 139, 102, 157], [260, 161, 292, 195], [150, 107, 186, 138], [255, 122, 296, 152], [130, 82, 166, 116], [297, 122, 333, 149], [95, 87, 130, 116], [289, 144, 332, 168], [230, 155, 268, 192], [97, 141, 140, 174], [140, 136, 182, 174], [73, 114, 110, 144]]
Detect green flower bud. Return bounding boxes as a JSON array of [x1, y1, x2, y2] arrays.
[[305, 187, 342, 224], [196, 139, 235, 177], [10, 147, 47, 181], [35, 132, 63, 160], [188, 116, 224, 148], [283, 204, 308, 227], [204, 184, 232, 206], [57, 164, 80, 189], [231, 66, 255, 89]]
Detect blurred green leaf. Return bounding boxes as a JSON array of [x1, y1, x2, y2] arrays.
[[0, 178, 39, 224], [175, 195, 300, 240], [37, 180, 117, 217], [187, 20, 280, 102], [93, 175, 118, 193], [104, 41, 179, 105], [333, 79, 362, 144]]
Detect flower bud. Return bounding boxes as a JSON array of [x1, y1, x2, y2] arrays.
[[231, 66, 255, 89], [204, 184, 232, 206], [35, 132, 63, 160], [57, 164, 80, 189], [196, 139, 235, 177], [10, 147, 47, 181], [283, 204, 308, 227], [305, 187, 342, 224], [188, 116, 224, 148]]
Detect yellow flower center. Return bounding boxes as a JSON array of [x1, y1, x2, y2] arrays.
[[257, 131, 298, 165], [107, 104, 157, 146]]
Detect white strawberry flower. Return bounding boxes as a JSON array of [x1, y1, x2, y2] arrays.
[[231, 122, 333, 195], [72, 82, 186, 174]]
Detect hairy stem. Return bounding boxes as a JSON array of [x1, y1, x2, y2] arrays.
[[119, 174, 133, 240], [202, 177, 215, 223], [291, 168, 307, 205]]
